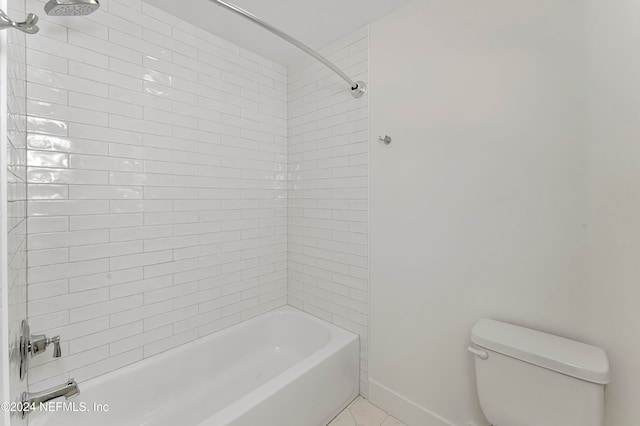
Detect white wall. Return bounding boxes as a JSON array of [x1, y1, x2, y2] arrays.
[[369, 1, 589, 425], [287, 26, 369, 395], [585, 1, 640, 424], [25, 0, 287, 390]]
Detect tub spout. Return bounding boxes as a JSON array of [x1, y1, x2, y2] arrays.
[[20, 379, 80, 418]]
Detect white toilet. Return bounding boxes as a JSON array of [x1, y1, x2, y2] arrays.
[[469, 319, 610, 426]]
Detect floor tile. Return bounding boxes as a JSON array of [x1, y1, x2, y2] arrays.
[[329, 409, 357, 426], [328, 396, 407, 426], [349, 397, 388, 425], [381, 416, 406, 426]]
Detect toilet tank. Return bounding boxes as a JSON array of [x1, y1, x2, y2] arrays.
[[470, 319, 610, 426]]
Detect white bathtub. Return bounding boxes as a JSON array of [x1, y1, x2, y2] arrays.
[[28, 306, 359, 426]]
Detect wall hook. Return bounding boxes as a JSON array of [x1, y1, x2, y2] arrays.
[[378, 135, 392, 145]]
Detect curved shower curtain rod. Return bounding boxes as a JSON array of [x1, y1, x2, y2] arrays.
[[208, 0, 367, 98]]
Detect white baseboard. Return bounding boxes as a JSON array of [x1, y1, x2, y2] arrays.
[[369, 379, 458, 426]]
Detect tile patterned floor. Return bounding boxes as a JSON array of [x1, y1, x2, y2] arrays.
[[328, 397, 407, 426]]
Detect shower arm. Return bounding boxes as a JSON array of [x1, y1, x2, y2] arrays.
[[0, 8, 39, 34], [208, 0, 367, 98]]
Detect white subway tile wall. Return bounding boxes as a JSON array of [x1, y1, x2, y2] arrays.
[[287, 27, 369, 395], [25, 0, 288, 387], [5, 0, 29, 416]]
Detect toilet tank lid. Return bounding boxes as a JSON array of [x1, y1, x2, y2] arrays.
[[471, 319, 610, 384]]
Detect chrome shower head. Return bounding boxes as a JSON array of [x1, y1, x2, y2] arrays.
[[44, 0, 100, 16]]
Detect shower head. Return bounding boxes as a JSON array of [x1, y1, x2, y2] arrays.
[[44, 0, 100, 16]]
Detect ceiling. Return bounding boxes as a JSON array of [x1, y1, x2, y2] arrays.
[[144, 0, 413, 65]]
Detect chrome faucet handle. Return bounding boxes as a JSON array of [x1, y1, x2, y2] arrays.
[[29, 334, 62, 358], [51, 336, 61, 358]]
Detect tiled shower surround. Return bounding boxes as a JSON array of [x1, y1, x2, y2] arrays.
[[23, 0, 369, 392], [25, 0, 287, 387], [288, 27, 369, 395]]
